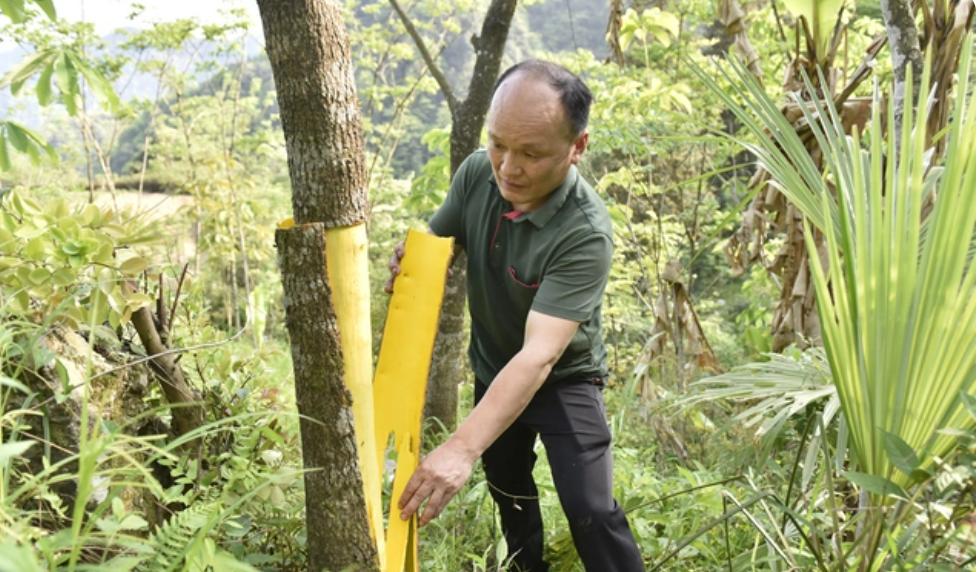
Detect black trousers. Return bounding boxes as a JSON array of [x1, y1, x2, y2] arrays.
[[475, 379, 644, 572]]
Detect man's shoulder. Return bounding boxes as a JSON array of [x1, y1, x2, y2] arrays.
[[457, 149, 493, 181], [565, 174, 613, 239]]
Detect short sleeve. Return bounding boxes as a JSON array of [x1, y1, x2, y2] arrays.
[[428, 153, 479, 243], [531, 233, 613, 322]]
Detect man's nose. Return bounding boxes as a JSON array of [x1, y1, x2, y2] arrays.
[[499, 153, 523, 176]]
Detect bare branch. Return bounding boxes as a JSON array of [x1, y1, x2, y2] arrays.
[[388, 0, 459, 113], [167, 262, 190, 334]]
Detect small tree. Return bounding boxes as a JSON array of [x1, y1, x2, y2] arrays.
[[257, 0, 380, 569]]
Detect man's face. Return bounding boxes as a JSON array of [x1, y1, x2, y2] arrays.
[[486, 74, 588, 212]]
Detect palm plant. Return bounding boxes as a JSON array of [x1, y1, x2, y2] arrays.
[[692, 32, 975, 565]]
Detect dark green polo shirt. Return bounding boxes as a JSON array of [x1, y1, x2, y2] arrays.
[[429, 149, 613, 385]]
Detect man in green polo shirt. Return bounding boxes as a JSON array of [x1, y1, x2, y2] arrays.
[[394, 60, 644, 571]]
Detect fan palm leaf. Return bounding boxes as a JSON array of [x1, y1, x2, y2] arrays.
[[691, 35, 976, 490]]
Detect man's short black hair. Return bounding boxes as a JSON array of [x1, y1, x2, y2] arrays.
[[493, 59, 593, 138]]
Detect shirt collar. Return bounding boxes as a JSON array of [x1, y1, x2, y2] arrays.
[[489, 166, 576, 229]]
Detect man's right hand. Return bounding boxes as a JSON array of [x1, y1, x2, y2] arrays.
[[383, 240, 405, 294]]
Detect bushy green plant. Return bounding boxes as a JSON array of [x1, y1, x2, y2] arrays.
[[0, 188, 158, 329]]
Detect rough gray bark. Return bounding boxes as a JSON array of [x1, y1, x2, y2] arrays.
[[880, 0, 923, 132], [257, 1, 377, 569], [276, 225, 378, 572], [258, 0, 369, 226], [390, 0, 518, 429]]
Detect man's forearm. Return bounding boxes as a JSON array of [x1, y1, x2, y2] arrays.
[[446, 351, 554, 461]]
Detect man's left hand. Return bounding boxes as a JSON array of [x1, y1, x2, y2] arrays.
[[398, 439, 476, 526]]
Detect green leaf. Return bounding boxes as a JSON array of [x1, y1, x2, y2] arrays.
[[53, 53, 78, 116], [60, 240, 82, 256], [962, 389, 976, 419], [0, 375, 31, 394], [0, 0, 29, 23], [0, 440, 35, 465], [1, 48, 54, 93], [25, 237, 47, 259], [95, 518, 121, 534], [843, 471, 908, 499], [0, 131, 10, 171], [119, 255, 148, 275], [69, 52, 120, 113], [1, 121, 55, 165], [27, 266, 49, 285], [209, 550, 259, 572], [118, 514, 149, 531], [75, 556, 143, 572], [32, 0, 55, 20], [0, 541, 43, 572], [35, 61, 54, 106], [112, 496, 125, 518], [882, 431, 920, 476], [5, 122, 28, 152]]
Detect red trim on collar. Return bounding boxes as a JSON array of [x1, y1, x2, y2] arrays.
[[503, 210, 524, 221]]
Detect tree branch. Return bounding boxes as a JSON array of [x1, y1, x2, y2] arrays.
[[129, 302, 206, 439], [449, 0, 518, 172], [388, 0, 459, 114]]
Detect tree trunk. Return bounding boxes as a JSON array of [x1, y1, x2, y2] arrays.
[[393, 0, 518, 429], [446, 0, 518, 174], [879, 0, 923, 132], [606, 0, 625, 65], [257, 1, 378, 570], [259, 0, 369, 227], [276, 225, 378, 571]]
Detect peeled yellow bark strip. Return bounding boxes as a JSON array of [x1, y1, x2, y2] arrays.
[[374, 229, 454, 571], [323, 223, 385, 566]]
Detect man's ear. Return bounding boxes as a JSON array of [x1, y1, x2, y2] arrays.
[[569, 131, 589, 165]]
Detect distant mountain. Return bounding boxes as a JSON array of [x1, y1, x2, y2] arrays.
[[0, 27, 265, 129]]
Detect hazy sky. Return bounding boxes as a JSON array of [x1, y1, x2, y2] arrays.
[[0, 1, 263, 55], [55, 0, 263, 35]]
